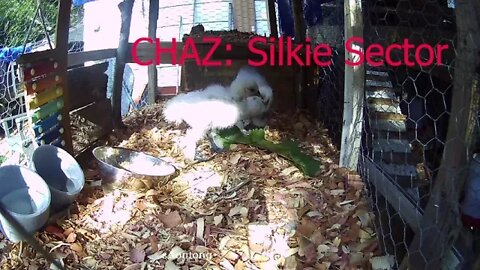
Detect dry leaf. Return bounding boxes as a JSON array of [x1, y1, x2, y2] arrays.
[[70, 243, 83, 253], [168, 246, 186, 261], [124, 264, 142, 270], [130, 247, 146, 263], [147, 251, 166, 262], [136, 200, 147, 211], [214, 215, 224, 226], [165, 260, 180, 270], [196, 218, 205, 240], [28, 264, 39, 270], [370, 255, 395, 270], [65, 232, 77, 243], [229, 153, 242, 164], [63, 227, 74, 237], [159, 211, 183, 228], [228, 206, 248, 217], [45, 225, 64, 239]]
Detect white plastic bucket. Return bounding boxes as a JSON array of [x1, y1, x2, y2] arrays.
[[0, 165, 51, 242]]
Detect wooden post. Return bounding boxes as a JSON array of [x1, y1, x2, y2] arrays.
[[407, 0, 480, 269], [339, 0, 364, 169], [111, 0, 134, 128], [147, 0, 159, 104], [291, 0, 305, 42], [56, 0, 74, 154], [290, 0, 306, 110], [266, 0, 278, 37]]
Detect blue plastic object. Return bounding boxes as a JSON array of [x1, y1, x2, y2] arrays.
[[0, 45, 32, 64], [72, 0, 96, 6], [35, 124, 63, 145], [33, 112, 62, 137]]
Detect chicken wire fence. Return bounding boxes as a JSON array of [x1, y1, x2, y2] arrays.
[[356, 0, 480, 268], [116, 0, 277, 118], [0, 0, 83, 163], [307, 0, 345, 149]]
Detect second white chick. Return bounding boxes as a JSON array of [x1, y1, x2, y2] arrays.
[[230, 66, 273, 128], [230, 66, 274, 110]]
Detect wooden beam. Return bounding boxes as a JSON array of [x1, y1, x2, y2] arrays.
[[361, 157, 423, 232], [290, 0, 306, 110], [407, 0, 480, 269], [291, 0, 305, 42], [147, 0, 159, 104], [67, 49, 116, 67], [266, 0, 278, 37], [362, 156, 474, 270], [55, 0, 74, 155], [111, 0, 134, 128], [340, 0, 365, 169]]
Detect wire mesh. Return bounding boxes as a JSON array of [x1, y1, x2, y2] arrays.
[[0, 0, 58, 163], [357, 0, 480, 268], [307, 0, 345, 149]]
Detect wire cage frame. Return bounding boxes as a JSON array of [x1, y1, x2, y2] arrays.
[[355, 0, 480, 268]]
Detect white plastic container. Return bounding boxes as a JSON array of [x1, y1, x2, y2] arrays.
[[0, 165, 51, 242], [31, 145, 85, 211]]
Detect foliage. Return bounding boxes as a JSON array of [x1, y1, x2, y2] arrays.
[[0, 0, 83, 48], [216, 127, 323, 177]]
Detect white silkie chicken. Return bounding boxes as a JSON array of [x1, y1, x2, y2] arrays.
[[162, 84, 265, 160], [162, 67, 274, 160], [229, 66, 273, 127]]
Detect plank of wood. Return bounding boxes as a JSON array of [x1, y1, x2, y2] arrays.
[[373, 139, 412, 153], [366, 79, 393, 88], [111, 0, 134, 128], [67, 62, 109, 111], [370, 119, 407, 132], [55, 0, 74, 154], [366, 90, 397, 100], [266, 0, 278, 37], [339, 0, 365, 169], [67, 49, 116, 67], [407, 1, 480, 269], [368, 103, 402, 114], [15, 51, 55, 66], [147, 0, 159, 104], [361, 157, 423, 232]]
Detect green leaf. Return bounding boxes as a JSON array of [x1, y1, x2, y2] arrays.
[[216, 127, 322, 177]]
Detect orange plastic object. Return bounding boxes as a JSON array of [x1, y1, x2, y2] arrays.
[[24, 74, 62, 95]]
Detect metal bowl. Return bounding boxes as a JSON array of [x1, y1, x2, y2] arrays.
[[92, 146, 176, 188]]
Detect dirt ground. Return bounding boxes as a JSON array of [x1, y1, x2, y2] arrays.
[[0, 101, 390, 270]]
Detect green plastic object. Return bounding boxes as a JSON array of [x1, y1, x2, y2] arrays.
[[31, 97, 64, 123], [215, 127, 322, 177]]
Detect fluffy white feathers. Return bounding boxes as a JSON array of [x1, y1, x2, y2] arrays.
[[230, 66, 273, 110], [162, 67, 273, 160], [163, 84, 248, 160], [162, 84, 237, 126]]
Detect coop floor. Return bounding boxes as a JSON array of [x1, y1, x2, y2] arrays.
[[0, 102, 387, 270]]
